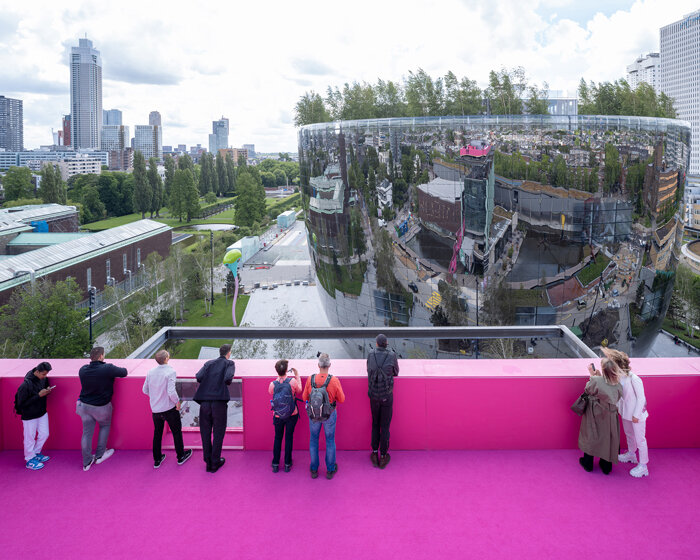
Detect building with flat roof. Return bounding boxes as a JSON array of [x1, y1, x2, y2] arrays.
[[134, 125, 163, 161], [209, 117, 229, 154], [70, 38, 102, 150], [0, 150, 109, 171], [54, 157, 102, 180], [626, 53, 660, 92], [0, 219, 171, 303], [0, 95, 23, 151]]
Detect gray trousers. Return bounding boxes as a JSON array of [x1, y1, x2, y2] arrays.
[[76, 401, 113, 466]]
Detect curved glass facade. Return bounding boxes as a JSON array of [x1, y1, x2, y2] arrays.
[[298, 116, 691, 358]]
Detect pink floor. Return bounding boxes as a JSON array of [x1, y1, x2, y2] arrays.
[[1, 449, 698, 559]]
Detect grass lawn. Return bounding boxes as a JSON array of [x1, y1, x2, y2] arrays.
[[81, 213, 142, 231], [169, 294, 250, 359], [662, 318, 700, 349], [577, 254, 611, 286]]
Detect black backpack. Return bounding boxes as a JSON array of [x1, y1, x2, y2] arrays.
[[271, 378, 295, 419], [368, 350, 393, 400], [306, 374, 334, 422], [13, 382, 26, 416]]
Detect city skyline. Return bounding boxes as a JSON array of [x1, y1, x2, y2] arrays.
[[1, 0, 699, 152]]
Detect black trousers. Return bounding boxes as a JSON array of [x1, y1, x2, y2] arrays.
[[272, 413, 299, 467], [152, 407, 185, 461], [199, 401, 228, 468], [370, 395, 393, 455]]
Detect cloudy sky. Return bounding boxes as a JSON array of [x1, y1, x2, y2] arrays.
[[1, 0, 697, 152]]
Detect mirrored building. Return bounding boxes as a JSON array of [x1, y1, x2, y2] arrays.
[[298, 116, 691, 358]]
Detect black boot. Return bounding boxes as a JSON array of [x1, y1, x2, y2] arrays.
[[579, 454, 593, 472], [370, 451, 379, 467]]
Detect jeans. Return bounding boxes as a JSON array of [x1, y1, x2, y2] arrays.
[[309, 408, 337, 473], [22, 413, 49, 462], [272, 413, 299, 467], [199, 401, 228, 469], [152, 407, 185, 462], [370, 395, 393, 455], [76, 401, 112, 467]]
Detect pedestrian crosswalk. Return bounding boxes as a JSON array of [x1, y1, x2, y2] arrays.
[[426, 291, 442, 310]]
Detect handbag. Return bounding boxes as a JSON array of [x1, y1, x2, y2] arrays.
[[570, 393, 589, 416]]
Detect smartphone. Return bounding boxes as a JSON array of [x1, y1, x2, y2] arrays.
[[48, 385, 57, 390], [589, 363, 595, 371]]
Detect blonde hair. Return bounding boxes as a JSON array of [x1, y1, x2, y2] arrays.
[[600, 357, 621, 385], [601, 347, 630, 375]]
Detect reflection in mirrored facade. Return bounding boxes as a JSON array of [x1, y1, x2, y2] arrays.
[[298, 116, 691, 358]]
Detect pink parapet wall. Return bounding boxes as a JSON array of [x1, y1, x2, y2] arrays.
[[1, 358, 699, 452]]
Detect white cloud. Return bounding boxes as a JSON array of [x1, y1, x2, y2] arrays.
[[0, 0, 697, 151]]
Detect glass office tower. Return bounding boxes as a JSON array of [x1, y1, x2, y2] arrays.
[[298, 115, 691, 358]]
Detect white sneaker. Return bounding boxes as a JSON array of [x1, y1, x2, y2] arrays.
[[95, 449, 114, 464], [618, 451, 638, 464], [630, 464, 649, 478], [83, 456, 95, 471]]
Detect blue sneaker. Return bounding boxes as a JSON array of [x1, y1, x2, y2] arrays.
[[26, 458, 44, 470], [34, 453, 50, 462]]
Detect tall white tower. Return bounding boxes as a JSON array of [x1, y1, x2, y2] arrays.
[[70, 37, 103, 150], [660, 11, 700, 174]]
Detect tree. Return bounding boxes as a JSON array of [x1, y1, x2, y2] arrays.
[[216, 151, 229, 195], [0, 278, 89, 358], [182, 169, 200, 222], [3, 166, 33, 201], [261, 171, 276, 188], [199, 152, 213, 195], [225, 152, 236, 194], [39, 164, 66, 204], [81, 185, 106, 223], [97, 173, 121, 215], [294, 91, 331, 126], [486, 67, 526, 115], [234, 170, 266, 226], [132, 150, 151, 218], [163, 154, 176, 205], [271, 306, 313, 358], [525, 82, 549, 115], [147, 157, 164, 217], [169, 169, 186, 221]]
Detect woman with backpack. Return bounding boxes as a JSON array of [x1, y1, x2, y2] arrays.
[[268, 360, 301, 473]]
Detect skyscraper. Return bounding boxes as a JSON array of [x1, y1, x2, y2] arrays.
[[62, 114, 71, 147], [101, 125, 131, 170], [660, 10, 700, 173], [626, 53, 660, 92], [148, 111, 162, 127], [70, 37, 103, 150], [208, 116, 229, 154], [133, 125, 163, 161], [0, 95, 23, 151], [103, 109, 122, 125]]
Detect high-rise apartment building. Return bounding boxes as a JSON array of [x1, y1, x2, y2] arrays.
[[133, 125, 163, 161], [62, 114, 71, 147], [101, 125, 131, 170], [242, 143, 256, 157], [0, 95, 23, 151], [208, 117, 229, 154], [660, 10, 700, 174], [148, 111, 162, 127], [103, 109, 122, 125], [626, 53, 660, 92], [70, 38, 103, 150]]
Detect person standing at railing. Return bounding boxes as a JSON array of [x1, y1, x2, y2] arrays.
[[602, 348, 650, 478], [578, 358, 622, 475], [194, 344, 235, 473], [268, 360, 301, 473], [367, 334, 399, 469], [143, 350, 193, 469], [77, 347, 128, 471]]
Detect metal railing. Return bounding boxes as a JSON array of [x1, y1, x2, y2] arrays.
[[127, 325, 596, 360]]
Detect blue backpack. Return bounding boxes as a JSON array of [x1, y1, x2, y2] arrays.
[[271, 378, 295, 419]]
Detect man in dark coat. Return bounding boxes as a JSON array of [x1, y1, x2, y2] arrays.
[[15, 362, 54, 470], [367, 334, 399, 468], [194, 344, 235, 473]]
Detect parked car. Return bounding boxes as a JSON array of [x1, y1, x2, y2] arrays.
[[612, 288, 619, 296], [408, 282, 419, 293], [577, 299, 587, 310]]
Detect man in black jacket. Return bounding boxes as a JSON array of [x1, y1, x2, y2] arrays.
[[367, 334, 399, 469], [194, 344, 235, 472], [15, 362, 54, 470], [77, 347, 128, 471]]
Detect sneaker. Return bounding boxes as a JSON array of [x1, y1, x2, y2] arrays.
[[370, 451, 379, 467], [379, 453, 391, 469], [177, 449, 193, 465], [618, 451, 638, 464], [26, 458, 44, 470], [34, 453, 50, 462], [284, 464, 292, 473], [310, 469, 319, 479], [95, 449, 114, 465], [630, 464, 649, 478], [154, 454, 166, 469], [272, 464, 279, 473], [83, 456, 95, 472], [326, 464, 338, 480]]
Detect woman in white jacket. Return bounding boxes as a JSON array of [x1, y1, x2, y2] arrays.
[[602, 348, 649, 477]]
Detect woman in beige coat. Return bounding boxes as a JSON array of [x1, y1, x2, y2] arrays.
[[578, 357, 623, 474]]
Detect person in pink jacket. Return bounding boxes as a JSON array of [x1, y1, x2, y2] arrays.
[[603, 348, 649, 478]]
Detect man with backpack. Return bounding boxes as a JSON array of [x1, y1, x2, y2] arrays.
[[302, 353, 345, 479], [268, 359, 301, 473], [14, 362, 54, 470], [367, 334, 399, 469]]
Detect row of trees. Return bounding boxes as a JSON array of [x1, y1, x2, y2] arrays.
[[1, 164, 67, 205], [294, 67, 676, 126]]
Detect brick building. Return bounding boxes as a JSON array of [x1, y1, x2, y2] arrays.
[[0, 219, 171, 304]]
